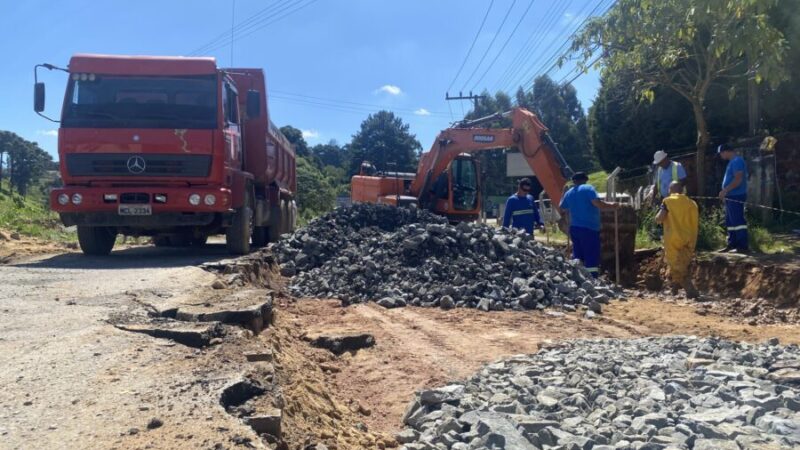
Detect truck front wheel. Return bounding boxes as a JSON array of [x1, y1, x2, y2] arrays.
[[77, 226, 117, 256], [226, 195, 252, 255]]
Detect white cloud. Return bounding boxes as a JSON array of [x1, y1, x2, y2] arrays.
[[375, 84, 402, 96], [37, 129, 58, 137], [301, 129, 319, 140], [414, 108, 431, 116]]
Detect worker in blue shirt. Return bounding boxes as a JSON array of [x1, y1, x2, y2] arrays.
[[559, 172, 619, 277], [718, 144, 749, 253], [502, 178, 543, 234]]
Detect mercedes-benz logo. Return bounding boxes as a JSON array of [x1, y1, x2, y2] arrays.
[[126, 156, 146, 174]]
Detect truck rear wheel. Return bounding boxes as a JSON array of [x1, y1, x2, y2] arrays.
[[77, 226, 117, 256], [226, 194, 252, 255], [267, 202, 282, 243], [252, 226, 268, 247]]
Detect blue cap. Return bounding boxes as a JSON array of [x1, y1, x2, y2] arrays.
[[717, 143, 733, 153]]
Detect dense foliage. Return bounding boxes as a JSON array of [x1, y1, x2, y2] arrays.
[[589, 0, 800, 172], [570, 0, 788, 194], [0, 131, 53, 197]]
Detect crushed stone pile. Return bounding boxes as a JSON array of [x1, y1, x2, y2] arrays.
[[273, 204, 619, 311], [398, 336, 800, 450]]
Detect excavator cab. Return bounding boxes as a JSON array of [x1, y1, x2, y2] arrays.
[[430, 155, 480, 221]]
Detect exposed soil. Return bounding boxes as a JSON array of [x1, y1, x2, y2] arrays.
[[2, 245, 799, 449], [638, 249, 800, 323], [0, 230, 77, 263]]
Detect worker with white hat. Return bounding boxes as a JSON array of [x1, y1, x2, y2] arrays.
[[652, 150, 687, 200]]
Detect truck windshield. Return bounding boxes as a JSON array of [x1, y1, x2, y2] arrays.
[[451, 158, 478, 211], [62, 75, 217, 129]]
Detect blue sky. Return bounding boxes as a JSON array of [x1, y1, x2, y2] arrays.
[[0, 0, 610, 159]]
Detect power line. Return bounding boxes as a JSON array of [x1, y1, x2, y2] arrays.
[[271, 90, 450, 117], [460, 0, 518, 92], [493, 0, 574, 93], [202, 0, 319, 55], [470, 0, 538, 92], [189, 0, 317, 56], [525, 0, 614, 91], [271, 94, 450, 119], [511, 0, 610, 94], [446, 0, 495, 94], [189, 0, 289, 56]]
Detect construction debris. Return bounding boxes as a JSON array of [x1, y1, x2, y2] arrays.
[[274, 204, 619, 311], [399, 336, 800, 449]]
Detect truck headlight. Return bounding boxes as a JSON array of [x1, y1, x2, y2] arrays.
[[71, 193, 83, 205], [188, 194, 201, 206], [204, 194, 216, 206], [58, 193, 69, 205]]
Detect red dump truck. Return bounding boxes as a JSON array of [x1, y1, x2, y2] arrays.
[[33, 54, 296, 255]]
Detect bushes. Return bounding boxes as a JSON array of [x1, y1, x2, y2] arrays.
[[696, 206, 726, 251]]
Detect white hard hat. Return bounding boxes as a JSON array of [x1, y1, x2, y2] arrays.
[[652, 150, 668, 165]]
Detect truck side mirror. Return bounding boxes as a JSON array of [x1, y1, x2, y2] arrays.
[[34, 82, 45, 112], [247, 90, 260, 118]]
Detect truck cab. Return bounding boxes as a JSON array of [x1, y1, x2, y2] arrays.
[[34, 54, 296, 255]]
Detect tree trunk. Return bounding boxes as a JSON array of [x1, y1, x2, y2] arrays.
[[691, 101, 709, 197]]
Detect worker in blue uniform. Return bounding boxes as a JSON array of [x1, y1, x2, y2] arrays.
[[717, 144, 749, 253], [502, 178, 543, 234], [559, 172, 619, 277]]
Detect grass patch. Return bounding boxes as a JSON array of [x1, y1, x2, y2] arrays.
[[0, 179, 74, 242]]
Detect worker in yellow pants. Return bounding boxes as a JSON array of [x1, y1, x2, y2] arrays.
[[656, 182, 699, 298]]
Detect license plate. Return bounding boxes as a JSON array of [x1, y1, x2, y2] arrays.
[[118, 204, 152, 216]]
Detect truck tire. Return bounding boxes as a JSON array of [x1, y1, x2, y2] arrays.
[[77, 226, 117, 256], [226, 193, 252, 255], [153, 236, 171, 247], [252, 226, 268, 247], [191, 235, 208, 247], [267, 203, 282, 243]]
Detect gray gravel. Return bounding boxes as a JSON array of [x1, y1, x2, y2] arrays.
[[399, 336, 800, 449], [274, 204, 618, 311]]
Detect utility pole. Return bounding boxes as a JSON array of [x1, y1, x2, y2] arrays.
[[445, 91, 486, 113]]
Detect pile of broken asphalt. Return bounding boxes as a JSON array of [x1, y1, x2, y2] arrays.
[[274, 204, 620, 313]]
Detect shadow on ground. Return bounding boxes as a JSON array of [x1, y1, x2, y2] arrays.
[[14, 244, 232, 270]]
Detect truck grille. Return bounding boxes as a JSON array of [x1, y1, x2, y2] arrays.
[[66, 154, 212, 177], [120, 193, 149, 204]]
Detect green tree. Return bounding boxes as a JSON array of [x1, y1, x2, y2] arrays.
[[0, 131, 52, 196], [516, 75, 596, 171], [295, 155, 337, 223], [348, 111, 421, 176], [311, 140, 345, 168], [569, 0, 788, 195], [279, 125, 310, 158]]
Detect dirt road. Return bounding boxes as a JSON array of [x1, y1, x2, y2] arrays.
[[0, 245, 267, 450], [1, 246, 798, 449]]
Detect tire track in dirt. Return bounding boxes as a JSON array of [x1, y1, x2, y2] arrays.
[[287, 299, 640, 435]]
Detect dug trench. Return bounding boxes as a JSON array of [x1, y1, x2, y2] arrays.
[[637, 249, 800, 324]]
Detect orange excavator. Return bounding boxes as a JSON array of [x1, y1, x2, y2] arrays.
[[351, 107, 574, 222]]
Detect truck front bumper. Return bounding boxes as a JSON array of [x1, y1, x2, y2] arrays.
[[50, 186, 232, 227]]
